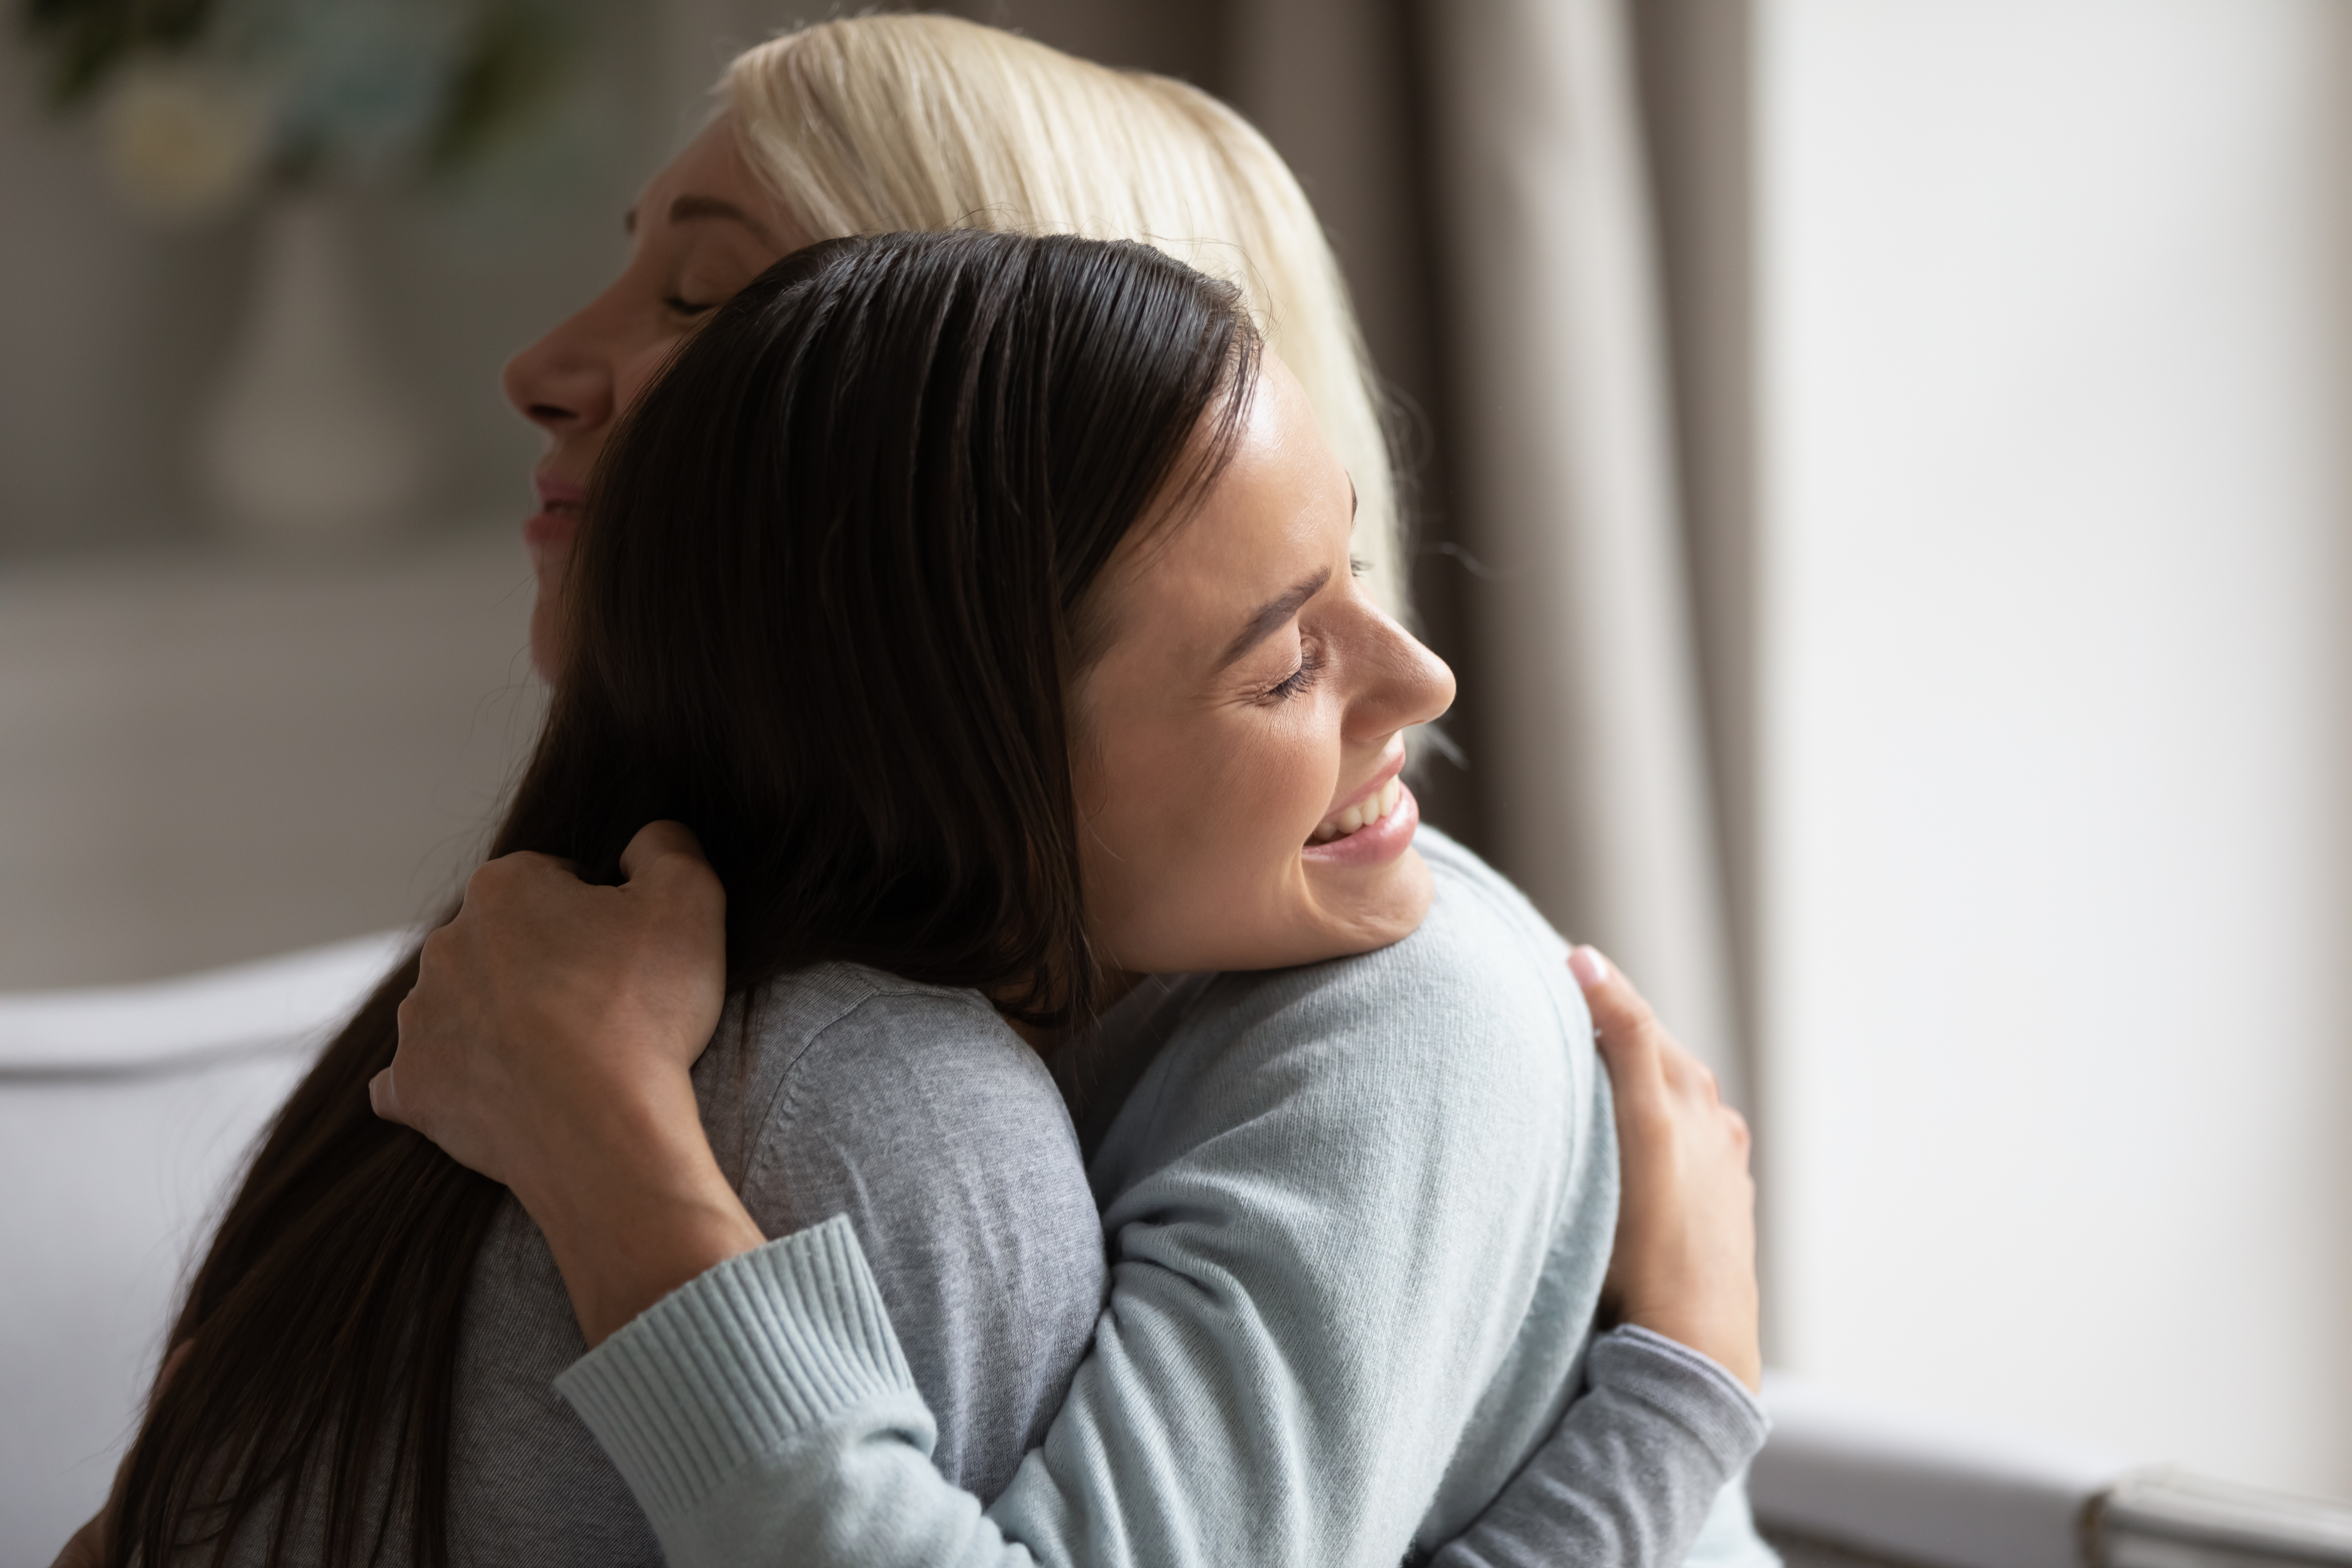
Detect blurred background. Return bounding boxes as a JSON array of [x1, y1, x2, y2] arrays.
[[4, 0, 2348, 1534]]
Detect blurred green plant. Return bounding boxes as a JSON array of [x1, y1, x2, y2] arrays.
[[19, 0, 584, 219]]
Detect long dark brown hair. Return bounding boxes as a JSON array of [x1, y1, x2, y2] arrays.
[[110, 230, 1260, 1567]]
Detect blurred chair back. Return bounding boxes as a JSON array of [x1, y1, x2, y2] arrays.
[[0, 932, 404, 1558]]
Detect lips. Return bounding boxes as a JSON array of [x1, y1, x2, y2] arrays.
[[1300, 780, 1420, 868], [1308, 746, 1406, 846], [1300, 745, 1417, 868], [523, 474, 586, 555]]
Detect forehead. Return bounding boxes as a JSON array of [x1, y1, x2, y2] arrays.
[[633, 116, 772, 226], [1099, 355, 1349, 654]]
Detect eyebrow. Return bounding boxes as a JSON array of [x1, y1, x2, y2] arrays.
[[622, 194, 777, 245], [1218, 567, 1333, 671]]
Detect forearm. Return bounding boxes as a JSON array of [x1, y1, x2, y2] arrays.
[[1428, 1328, 1770, 1568], [557, 1217, 1044, 1568]]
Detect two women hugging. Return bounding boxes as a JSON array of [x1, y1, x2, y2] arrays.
[[69, 18, 1769, 1568]]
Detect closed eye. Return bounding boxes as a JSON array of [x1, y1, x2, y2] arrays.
[[665, 295, 717, 318], [1267, 644, 1325, 702]]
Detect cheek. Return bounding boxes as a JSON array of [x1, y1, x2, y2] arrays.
[[612, 342, 678, 421], [1080, 708, 1335, 955], [1114, 714, 1322, 851]]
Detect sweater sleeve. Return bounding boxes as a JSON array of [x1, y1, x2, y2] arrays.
[[556, 1232, 1771, 1568], [1429, 1327, 1771, 1568]]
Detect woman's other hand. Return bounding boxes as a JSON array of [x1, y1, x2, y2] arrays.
[[1569, 946, 1762, 1392], [371, 821, 763, 1345]]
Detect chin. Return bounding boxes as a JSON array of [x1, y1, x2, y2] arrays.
[[1333, 845, 1435, 950], [1291, 845, 1435, 963], [528, 595, 564, 685]]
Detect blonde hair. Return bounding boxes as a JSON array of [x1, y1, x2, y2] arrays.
[[720, 14, 1407, 620]]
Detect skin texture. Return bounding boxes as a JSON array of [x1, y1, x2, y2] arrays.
[[502, 115, 812, 679]]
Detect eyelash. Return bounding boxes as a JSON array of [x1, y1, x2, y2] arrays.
[[1267, 643, 1325, 702], [665, 295, 716, 318]]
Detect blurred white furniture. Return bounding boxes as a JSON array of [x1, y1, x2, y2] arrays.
[[7, 939, 2351, 1566], [0, 933, 408, 1553], [1753, 1376, 2352, 1568]]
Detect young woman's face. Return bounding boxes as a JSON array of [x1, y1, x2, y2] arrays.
[[502, 116, 807, 677], [1073, 354, 1456, 978]]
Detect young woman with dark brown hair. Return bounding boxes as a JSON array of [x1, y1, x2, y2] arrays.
[[75, 230, 1767, 1567]]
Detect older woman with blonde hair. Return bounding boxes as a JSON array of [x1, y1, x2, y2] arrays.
[[517, 14, 1407, 680], [65, 16, 1776, 1568]]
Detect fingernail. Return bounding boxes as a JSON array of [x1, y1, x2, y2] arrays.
[[1568, 945, 1611, 988]]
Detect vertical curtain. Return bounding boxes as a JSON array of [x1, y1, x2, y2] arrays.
[[1423, 0, 1745, 1099]]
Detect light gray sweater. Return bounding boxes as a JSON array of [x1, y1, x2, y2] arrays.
[[218, 967, 1107, 1565], [553, 830, 1777, 1567]]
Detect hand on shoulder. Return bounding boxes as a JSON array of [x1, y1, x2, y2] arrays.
[[372, 820, 763, 1346], [1568, 947, 1762, 1392]]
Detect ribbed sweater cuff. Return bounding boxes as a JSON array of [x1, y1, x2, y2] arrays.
[[1589, 1325, 1773, 1468], [554, 1214, 915, 1527]]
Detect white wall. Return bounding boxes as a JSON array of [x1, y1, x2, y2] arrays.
[[1758, 0, 2352, 1498]]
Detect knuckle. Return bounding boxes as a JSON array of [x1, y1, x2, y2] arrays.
[[1612, 988, 1660, 1034], [463, 861, 508, 907], [1597, 1008, 1662, 1060], [1624, 1094, 1679, 1138]]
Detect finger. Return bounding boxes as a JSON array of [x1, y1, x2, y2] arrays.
[[500, 848, 587, 877], [460, 850, 586, 913], [619, 819, 713, 887], [1568, 945, 1657, 1038], [1568, 946, 1668, 1084], [368, 1066, 404, 1126], [1659, 1050, 1719, 1105]]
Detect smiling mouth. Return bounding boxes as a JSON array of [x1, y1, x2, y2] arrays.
[[1309, 776, 1405, 846]]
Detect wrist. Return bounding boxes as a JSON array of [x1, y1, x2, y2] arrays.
[[505, 1079, 766, 1349], [1620, 1299, 1763, 1392], [536, 1158, 767, 1348]]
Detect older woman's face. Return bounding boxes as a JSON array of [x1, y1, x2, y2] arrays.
[[502, 115, 808, 678], [1074, 354, 1456, 976]]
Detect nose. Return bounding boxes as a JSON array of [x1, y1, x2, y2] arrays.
[[1349, 609, 1457, 741], [501, 297, 618, 440]]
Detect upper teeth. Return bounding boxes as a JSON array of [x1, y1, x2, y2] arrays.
[[1311, 777, 1403, 844]]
